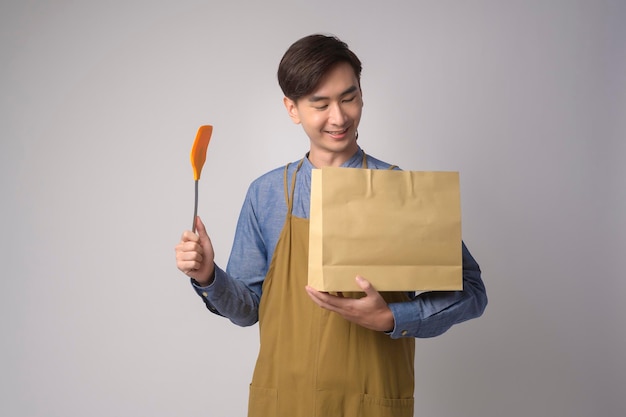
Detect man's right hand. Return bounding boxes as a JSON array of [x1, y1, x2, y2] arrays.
[[175, 216, 215, 286]]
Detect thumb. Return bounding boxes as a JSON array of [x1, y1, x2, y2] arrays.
[[195, 216, 215, 260], [195, 216, 209, 240], [355, 275, 376, 295]]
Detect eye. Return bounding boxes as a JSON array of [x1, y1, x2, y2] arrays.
[[314, 104, 329, 110], [342, 96, 356, 103]]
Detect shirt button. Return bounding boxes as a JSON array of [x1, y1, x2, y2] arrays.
[[202, 292, 208, 297], [401, 330, 408, 336]]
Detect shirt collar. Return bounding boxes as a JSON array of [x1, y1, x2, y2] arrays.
[[303, 147, 365, 170]]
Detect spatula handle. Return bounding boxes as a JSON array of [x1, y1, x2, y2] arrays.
[[192, 180, 199, 233]]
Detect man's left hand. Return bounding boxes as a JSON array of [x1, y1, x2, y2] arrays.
[[305, 276, 395, 332]]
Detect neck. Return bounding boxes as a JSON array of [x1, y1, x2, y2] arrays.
[[308, 146, 360, 168]]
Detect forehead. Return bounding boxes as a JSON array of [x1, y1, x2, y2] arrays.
[[308, 62, 360, 97]]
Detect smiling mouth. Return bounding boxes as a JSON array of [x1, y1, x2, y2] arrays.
[[325, 127, 349, 135]]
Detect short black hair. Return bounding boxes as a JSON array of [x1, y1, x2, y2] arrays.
[[277, 34, 362, 102]]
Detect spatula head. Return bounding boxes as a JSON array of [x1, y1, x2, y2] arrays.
[[190, 125, 213, 180]]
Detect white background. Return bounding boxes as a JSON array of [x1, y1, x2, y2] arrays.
[[2, 1, 624, 416]]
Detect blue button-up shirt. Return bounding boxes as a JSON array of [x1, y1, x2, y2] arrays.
[[193, 148, 487, 338]]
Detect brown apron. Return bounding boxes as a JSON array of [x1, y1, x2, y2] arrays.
[[248, 156, 415, 417]]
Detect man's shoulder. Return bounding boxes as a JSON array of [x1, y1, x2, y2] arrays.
[[251, 161, 294, 185], [252, 165, 286, 184], [247, 158, 304, 195]]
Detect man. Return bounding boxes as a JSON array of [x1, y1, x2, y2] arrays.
[[175, 34, 487, 417]]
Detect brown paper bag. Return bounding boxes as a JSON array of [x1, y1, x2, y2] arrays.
[[308, 167, 462, 292]]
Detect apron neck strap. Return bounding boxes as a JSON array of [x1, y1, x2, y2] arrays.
[[282, 151, 370, 214], [283, 158, 305, 214]]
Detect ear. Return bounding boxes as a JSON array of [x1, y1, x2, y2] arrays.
[[283, 97, 301, 124]]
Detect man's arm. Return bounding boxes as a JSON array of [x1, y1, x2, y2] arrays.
[[386, 242, 487, 338], [190, 264, 263, 327], [305, 242, 487, 338], [176, 186, 271, 327]]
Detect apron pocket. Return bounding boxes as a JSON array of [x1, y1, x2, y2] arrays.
[[359, 393, 414, 417], [248, 385, 277, 417]]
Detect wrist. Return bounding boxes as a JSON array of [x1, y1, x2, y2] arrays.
[[382, 308, 395, 333], [192, 267, 215, 287]]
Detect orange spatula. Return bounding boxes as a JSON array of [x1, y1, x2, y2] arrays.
[[190, 125, 213, 232]]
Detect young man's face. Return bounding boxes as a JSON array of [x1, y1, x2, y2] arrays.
[[284, 62, 363, 166]]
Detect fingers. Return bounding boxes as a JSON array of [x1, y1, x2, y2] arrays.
[[305, 286, 329, 307], [174, 217, 216, 283], [180, 229, 200, 243], [305, 276, 371, 308], [175, 238, 204, 256], [175, 227, 204, 273], [306, 276, 374, 304], [176, 217, 208, 258], [305, 286, 352, 312], [175, 241, 204, 273], [175, 241, 204, 261], [179, 216, 207, 243]]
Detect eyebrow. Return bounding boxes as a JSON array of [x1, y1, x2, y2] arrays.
[[308, 85, 358, 103]]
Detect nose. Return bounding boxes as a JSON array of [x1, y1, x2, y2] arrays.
[[328, 102, 348, 126]]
